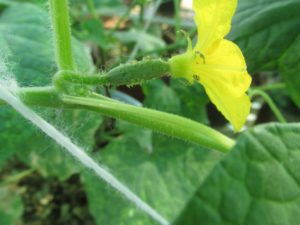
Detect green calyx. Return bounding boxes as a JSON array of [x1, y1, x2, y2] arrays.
[[168, 52, 194, 83]]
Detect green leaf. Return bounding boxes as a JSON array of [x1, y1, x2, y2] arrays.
[[142, 79, 209, 122], [142, 80, 181, 114], [0, 0, 45, 7], [0, 185, 24, 225], [84, 128, 223, 225], [70, 0, 123, 8], [173, 123, 300, 225], [78, 18, 110, 50], [230, 0, 300, 72], [279, 35, 300, 108], [0, 3, 101, 179], [170, 79, 209, 123]]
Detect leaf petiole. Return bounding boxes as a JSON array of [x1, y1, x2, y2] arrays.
[[249, 89, 287, 123]]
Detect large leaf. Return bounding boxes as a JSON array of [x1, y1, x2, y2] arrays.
[[173, 123, 300, 225], [279, 35, 300, 108], [83, 123, 223, 225], [230, 0, 300, 108], [0, 3, 101, 179], [230, 0, 300, 72]]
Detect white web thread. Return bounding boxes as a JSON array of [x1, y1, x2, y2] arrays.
[[0, 81, 169, 225]]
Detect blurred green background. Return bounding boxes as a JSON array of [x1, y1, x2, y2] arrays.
[[0, 0, 300, 225]]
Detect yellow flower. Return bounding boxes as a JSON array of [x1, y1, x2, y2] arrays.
[[169, 0, 252, 132]]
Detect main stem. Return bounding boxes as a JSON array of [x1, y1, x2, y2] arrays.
[[49, 0, 75, 71]]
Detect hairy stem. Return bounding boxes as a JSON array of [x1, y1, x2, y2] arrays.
[[53, 59, 170, 91], [49, 0, 75, 71], [62, 95, 234, 152], [0, 87, 235, 152], [0, 87, 62, 107]]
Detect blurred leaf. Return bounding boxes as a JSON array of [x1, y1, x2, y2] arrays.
[[91, 0, 124, 12], [13, 0, 44, 5], [142, 80, 181, 114], [0, 0, 45, 7], [170, 79, 209, 123], [230, 0, 300, 72], [71, 0, 123, 8], [0, 0, 12, 6], [114, 29, 165, 53], [142, 79, 208, 122], [279, 35, 300, 108], [0, 3, 101, 179], [79, 18, 111, 50], [70, 0, 126, 18], [173, 123, 300, 225], [0, 185, 24, 225], [84, 126, 223, 225]]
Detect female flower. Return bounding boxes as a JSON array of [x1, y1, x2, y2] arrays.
[[169, 0, 251, 132]]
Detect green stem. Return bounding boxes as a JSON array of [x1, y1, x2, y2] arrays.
[[249, 89, 287, 123], [53, 71, 108, 91], [0, 86, 63, 107], [53, 59, 170, 91], [139, 3, 144, 25], [0, 87, 235, 152], [174, 0, 181, 41], [253, 83, 286, 92], [1, 169, 34, 185], [91, 92, 117, 102], [62, 95, 235, 152], [87, 0, 98, 19], [49, 0, 75, 71]]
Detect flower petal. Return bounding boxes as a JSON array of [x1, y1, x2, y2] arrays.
[[193, 0, 238, 53], [193, 40, 251, 97], [202, 80, 251, 132], [194, 40, 251, 131]]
